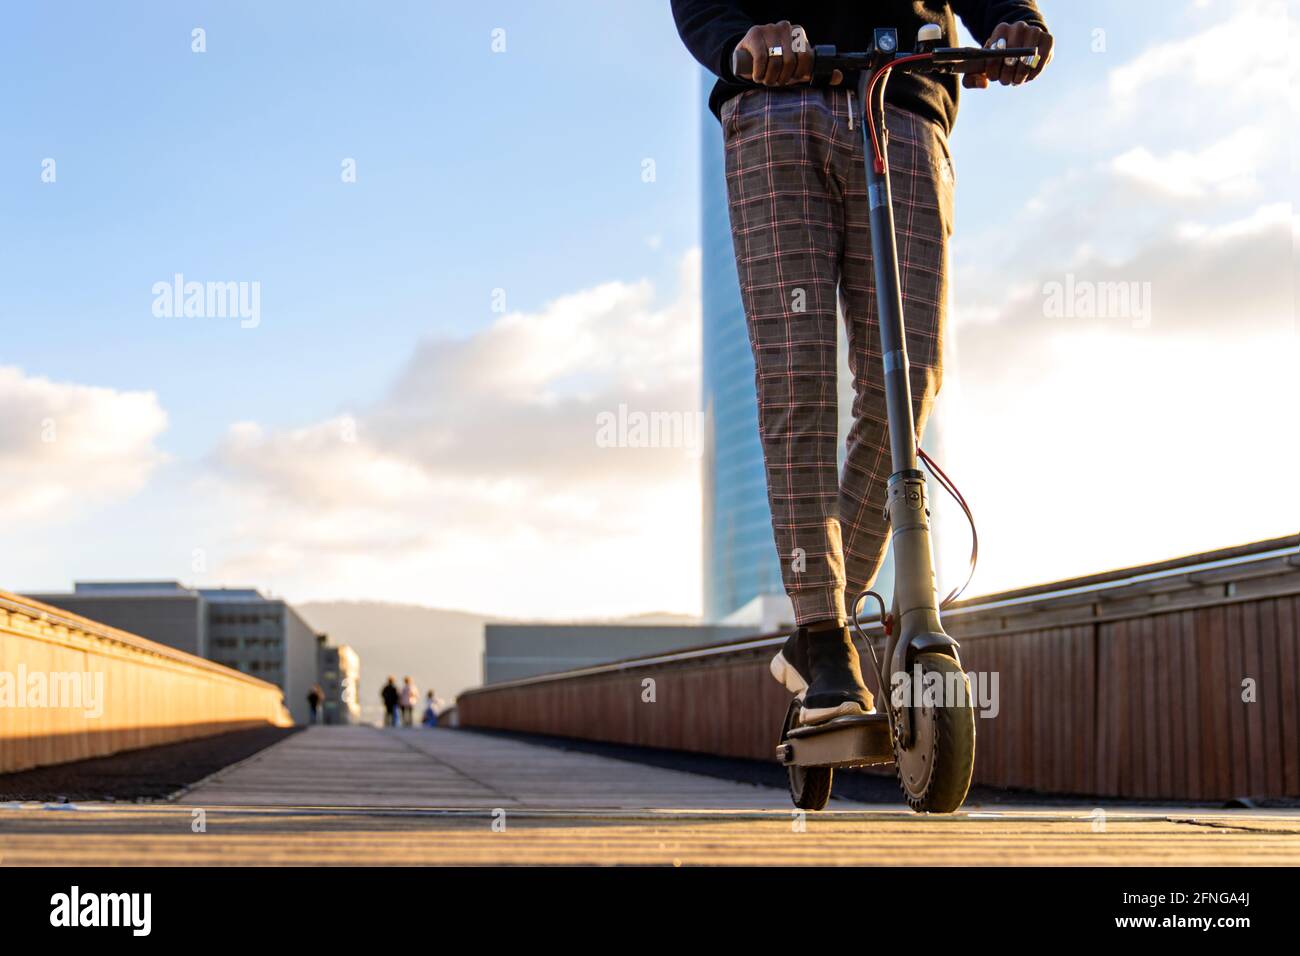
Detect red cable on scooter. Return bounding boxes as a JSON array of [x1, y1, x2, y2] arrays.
[[918, 445, 980, 608], [864, 53, 935, 172]]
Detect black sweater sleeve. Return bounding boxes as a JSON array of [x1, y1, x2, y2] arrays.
[[670, 0, 755, 82], [949, 0, 1047, 45]]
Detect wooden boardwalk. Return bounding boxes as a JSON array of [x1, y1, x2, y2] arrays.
[[2, 726, 1298, 866]]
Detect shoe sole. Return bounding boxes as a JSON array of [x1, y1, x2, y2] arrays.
[[800, 700, 872, 724], [770, 652, 874, 725], [770, 651, 807, 695]]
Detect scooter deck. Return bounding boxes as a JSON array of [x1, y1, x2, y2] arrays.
[[777, 713, 893, 769]]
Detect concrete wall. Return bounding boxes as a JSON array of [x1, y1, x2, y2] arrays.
[[483, 624, 758, 684], [0, 590, 291, 774]]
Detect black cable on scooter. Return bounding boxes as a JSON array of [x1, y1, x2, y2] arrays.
[[917, 446, 978, 608], [849, 588, 891, 699]]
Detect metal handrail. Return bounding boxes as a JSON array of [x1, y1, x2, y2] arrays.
[[941, 542, 1299, 618], [460, 537, 1300, 697]]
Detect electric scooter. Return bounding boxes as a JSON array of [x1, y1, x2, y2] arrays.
[[733, 25, 1039, 813]]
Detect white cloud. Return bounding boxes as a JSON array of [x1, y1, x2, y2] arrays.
[[1108, 0, 1286, 110], [1110, 126, 1271, 200], [959, 201, 1292, 346], [198, 252, 705, 618], [0, 367, 167, 523], [215, 418, 438, 510]]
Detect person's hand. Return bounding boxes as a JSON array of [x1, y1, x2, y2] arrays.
[[963, 20, 1053, 89], [734, 21, 820, 87]]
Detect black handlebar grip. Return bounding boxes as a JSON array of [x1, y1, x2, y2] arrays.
[[947, 47, 1039, 73], [731, 45, 754, 80]]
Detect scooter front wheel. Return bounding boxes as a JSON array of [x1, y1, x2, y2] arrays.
[[893, 653, 975, 813], [780, 700, 833, 811]]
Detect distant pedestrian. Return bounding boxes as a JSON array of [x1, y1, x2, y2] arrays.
[[399, 676, 419, 728], [381, 677, 401, 727], [306, 685, 324, 725], [421, 689, 443, 728]]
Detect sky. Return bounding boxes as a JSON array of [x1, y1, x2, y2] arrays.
[[1, 0, 1295, 620]]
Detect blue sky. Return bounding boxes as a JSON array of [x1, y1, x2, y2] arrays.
[[1, 2, 697, 450], [1, 1, 1294, 617]]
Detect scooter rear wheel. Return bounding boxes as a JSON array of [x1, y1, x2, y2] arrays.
[[781, 700, 833, 811], [893, 652, 975, 813]]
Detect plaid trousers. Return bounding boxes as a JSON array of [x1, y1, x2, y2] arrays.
[[721, 87, 955, 626]]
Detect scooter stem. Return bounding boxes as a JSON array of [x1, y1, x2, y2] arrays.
[[858, 70, 919, 476], [855, 68, 955, 682]]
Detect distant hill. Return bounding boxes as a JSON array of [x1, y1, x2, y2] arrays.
[[296, 601, 700, 723]]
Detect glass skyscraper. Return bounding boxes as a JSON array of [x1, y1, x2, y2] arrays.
[[700, 89, 784, 622]]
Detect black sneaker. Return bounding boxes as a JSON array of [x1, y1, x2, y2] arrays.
[[769, 625, 874, 724]]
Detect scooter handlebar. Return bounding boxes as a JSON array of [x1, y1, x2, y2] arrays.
[[730, 44, 1039, 82]]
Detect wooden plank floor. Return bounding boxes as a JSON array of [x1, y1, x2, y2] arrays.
[[172, 724, 799, 810], [2, 726, 1298, 866]]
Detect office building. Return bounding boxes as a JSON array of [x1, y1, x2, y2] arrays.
[[317, 642, 361, 725], [27, 581, 323, 724], [483, 622, 757, 684]]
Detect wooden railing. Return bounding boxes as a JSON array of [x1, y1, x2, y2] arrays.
[[0, 590, 292, 774], [459, 536, 1300, 801]]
